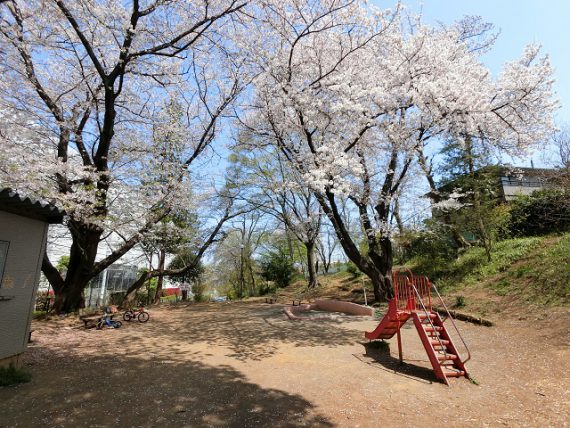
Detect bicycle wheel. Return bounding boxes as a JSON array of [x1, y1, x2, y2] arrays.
[[137, 311, 149, 323], [113, 320, 122, 328], [123, 311, 133, 321]]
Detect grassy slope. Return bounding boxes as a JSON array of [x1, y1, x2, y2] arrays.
[[408, 232, 570, 307], [269, 232, 569, 316], [273, 270, 374, 304]]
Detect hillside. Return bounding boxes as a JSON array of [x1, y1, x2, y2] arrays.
[[408, 232, 570, 315], [268, 232, 570, 319]]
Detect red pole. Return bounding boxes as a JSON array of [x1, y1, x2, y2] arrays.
[[396, 317, 403, 364]]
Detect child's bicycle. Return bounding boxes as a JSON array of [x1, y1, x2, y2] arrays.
[[123, 306, 150, 323], [96, 313, 122, 329]]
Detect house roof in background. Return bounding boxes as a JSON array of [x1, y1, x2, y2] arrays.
[[502, 166, 557, 178], [0, 189, 64, 224]]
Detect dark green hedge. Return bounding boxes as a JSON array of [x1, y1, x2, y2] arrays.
[[509, 189, 570, 236]]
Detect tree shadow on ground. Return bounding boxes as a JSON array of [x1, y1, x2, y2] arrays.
[[0, 346, 333, 428], [359, 342, 438, 384], [112, 303, 363, 362]]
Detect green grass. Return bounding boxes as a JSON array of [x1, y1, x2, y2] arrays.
[[32, 310, 47, 319], [0, 365, 32, 387], [409, 236, 541, 288], [408, 233, 570, 306], [500, 233, 570, 305]]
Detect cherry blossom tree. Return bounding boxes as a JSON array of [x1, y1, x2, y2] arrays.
[[244, 3, 557, 300], [0, 0, 249, 312], [229, 143, 322, 288]]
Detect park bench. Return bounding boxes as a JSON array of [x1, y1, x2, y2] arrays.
[[80, 305, 120, 329], [80, 315, 99, 328]]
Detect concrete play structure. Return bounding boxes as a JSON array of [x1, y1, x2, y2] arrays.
[[283, 299, 374, 320]]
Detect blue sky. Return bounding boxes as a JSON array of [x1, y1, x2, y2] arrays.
[[373, 0, 570, 124]]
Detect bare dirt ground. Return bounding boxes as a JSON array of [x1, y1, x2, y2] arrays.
[[1, 302, 569, 428]]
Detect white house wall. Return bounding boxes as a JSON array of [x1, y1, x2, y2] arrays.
[[0, 211, 47, 364], [502, 184, 546, 200]]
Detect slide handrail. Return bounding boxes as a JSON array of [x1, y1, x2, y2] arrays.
[[393, 269, 471, 365], [430, 283, 472, 364], [407, 279, 449, 358]]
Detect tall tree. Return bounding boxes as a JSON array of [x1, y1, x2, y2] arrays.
[[244, 3, 556, 300], [230, 146, 322, 288], [316, 222, 339, 275], [0, 0, 248, 312]]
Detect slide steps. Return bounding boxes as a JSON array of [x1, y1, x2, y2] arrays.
[[365, 299, 470, 385]]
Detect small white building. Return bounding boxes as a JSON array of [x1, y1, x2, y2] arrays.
[[0, 189, 63, 368], [499, 167, 556, 200]]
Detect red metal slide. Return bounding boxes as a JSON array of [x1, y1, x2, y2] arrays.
[[364, 270, 471, 385]]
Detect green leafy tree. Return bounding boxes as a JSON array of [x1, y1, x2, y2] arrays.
[[435, 138, 506, 261], [167, 248, 204, 285], [56, 256, 70, 273], [260, 243, 296, 290], [510, 189, 570, 236], [168, 247, 204, 301]]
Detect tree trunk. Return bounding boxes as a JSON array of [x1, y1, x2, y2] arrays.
[[465, 138, 492, 262], [353, 233, 394, 302], [322, 260, 329, 274], [121, 271, 150, 309], [313, 189, 396, 303], [239, 247, 245, 298], [378, 236, 394, 300], [392, 198, 404, 234], [153, 249, 166, 304], [247, 260, 256, 296], [52, 280, 88, 314], [305, 241, 318, 288], [49, 225, 102, 313], [364, 254, 393, 302]]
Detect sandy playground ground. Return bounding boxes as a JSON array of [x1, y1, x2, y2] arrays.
[[0, 302, 569, 427]]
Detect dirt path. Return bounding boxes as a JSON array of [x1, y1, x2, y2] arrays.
[[1, 302, 569, 427]]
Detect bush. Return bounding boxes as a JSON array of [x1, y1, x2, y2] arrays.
[[394, 228, 457, 265], [159, 295, 177, 303], [108, 292, 126, 306], [510, 189, 570, 236], [346, 262, 362, 278], [260, 250, 296, 289], [0, 365, 32, 387], [192, 282, 207, 302], [32, 310, 47, 320], [455, 295, 466, 308], [226, 288, 238, 301]]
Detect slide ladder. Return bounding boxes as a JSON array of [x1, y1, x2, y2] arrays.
[[365, 270, 471, 385]]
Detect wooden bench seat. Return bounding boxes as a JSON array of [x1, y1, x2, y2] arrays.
[[80, 312, 118, 328]]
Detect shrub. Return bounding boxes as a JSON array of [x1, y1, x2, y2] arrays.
[[455, 295, 466, 308], [192, 282, 207, 302], [346, 262, 362, 278], [0, 365, 32, 387], [32, 310, 47, 320], [159, 295, 177, 303], [108, 292, 126, 306], [226, 288, 238, 301], [509, 189, 570, 236], [394, 228, 457, 265], [260, 250, 296, 289]]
